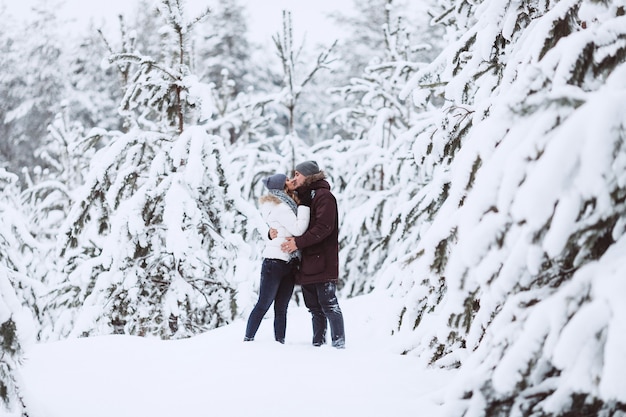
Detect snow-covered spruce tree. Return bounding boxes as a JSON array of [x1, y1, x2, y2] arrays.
[[328, 0, 421, 143], [380, 0, 626, 415], [320, 0, 437, 296], [195, 33, 283, 145], [0, 268, 30, 416], [0, 2, 69, 179], [109, 0, 211, 134], [272, 10, 337, 153], [329, 0, 405, 84], [197, 0, 252, 95], [48, 0, 255, 340], [66, 27, 125, 133], [54, 127, 245, 339], [22, 107, 115, 341], [1, 3, 120, 181], [201, 68, 279, 145], [125, 0, 163, 60], [0, 6, 20, 173], [0, 169, 37, 415]]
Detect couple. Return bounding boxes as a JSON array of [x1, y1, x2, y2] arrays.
[[244, 160, 345, 349]]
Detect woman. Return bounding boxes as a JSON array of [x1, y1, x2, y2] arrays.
[[244, 173, 311, 343]]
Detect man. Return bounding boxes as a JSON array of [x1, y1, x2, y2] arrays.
[[281, 160, 345, 348]]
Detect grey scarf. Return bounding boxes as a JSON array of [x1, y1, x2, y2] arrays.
[[269, 189, 301, 261], [270, 189, 298, 214]]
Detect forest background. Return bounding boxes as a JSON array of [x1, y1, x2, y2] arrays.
[[1, 0, 626, 416]]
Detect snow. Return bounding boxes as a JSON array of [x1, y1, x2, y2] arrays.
[[3, 0, 626, 415], [18, 292, 454, 417]]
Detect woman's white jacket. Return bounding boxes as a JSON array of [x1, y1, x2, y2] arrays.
[[259, 194, 310, 262]]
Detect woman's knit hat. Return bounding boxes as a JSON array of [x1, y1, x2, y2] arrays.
[[294, 160, 320, 177], [263, 173, 287, 190]]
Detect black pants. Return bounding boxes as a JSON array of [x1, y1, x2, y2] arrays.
[[301, 282, 345, 348], [245, 258, 296, 343]]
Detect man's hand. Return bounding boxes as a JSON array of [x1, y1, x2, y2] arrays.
[[269, 228, 278, 239], [281, 237, 297, 253], [297, 189, 312, 207]]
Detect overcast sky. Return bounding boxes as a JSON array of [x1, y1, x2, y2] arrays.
[[2, 0, 351, 46]]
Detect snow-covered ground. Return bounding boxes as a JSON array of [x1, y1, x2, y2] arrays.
[[19, 292, 454, 417]]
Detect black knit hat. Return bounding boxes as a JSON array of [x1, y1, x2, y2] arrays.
[[294, 160, 320, 177]]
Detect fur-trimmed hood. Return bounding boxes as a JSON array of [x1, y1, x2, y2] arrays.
[[302, 171, 326, 187], [259, 194, 282, 205]]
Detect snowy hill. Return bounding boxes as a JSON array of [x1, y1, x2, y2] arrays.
[[18, 293, 453, 417]]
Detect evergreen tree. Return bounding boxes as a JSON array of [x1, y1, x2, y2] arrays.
[[107, 0, 210, 134], [197, 0, 251, 92], [381, 0, 626, 415], [315, 0, 443, 142], [0, 5, 19, 173], [330, 0, 393, 82], [67, 27, 124, 133], [21, 106, 114, 341], [46, 0, 255, 340], [329, 0, 440, 84], [0, 1, 69, 179], [321, 0, 437, 296], [53, 127, 244, 339], [194, 0, 281, 145], [0, 168, 37, 415], [126, 0, 163, 60], [272, 10, 337, 166]]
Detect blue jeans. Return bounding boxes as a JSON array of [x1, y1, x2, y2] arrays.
[[245, 258, 296, 343], [301, 282, 345, 348]]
